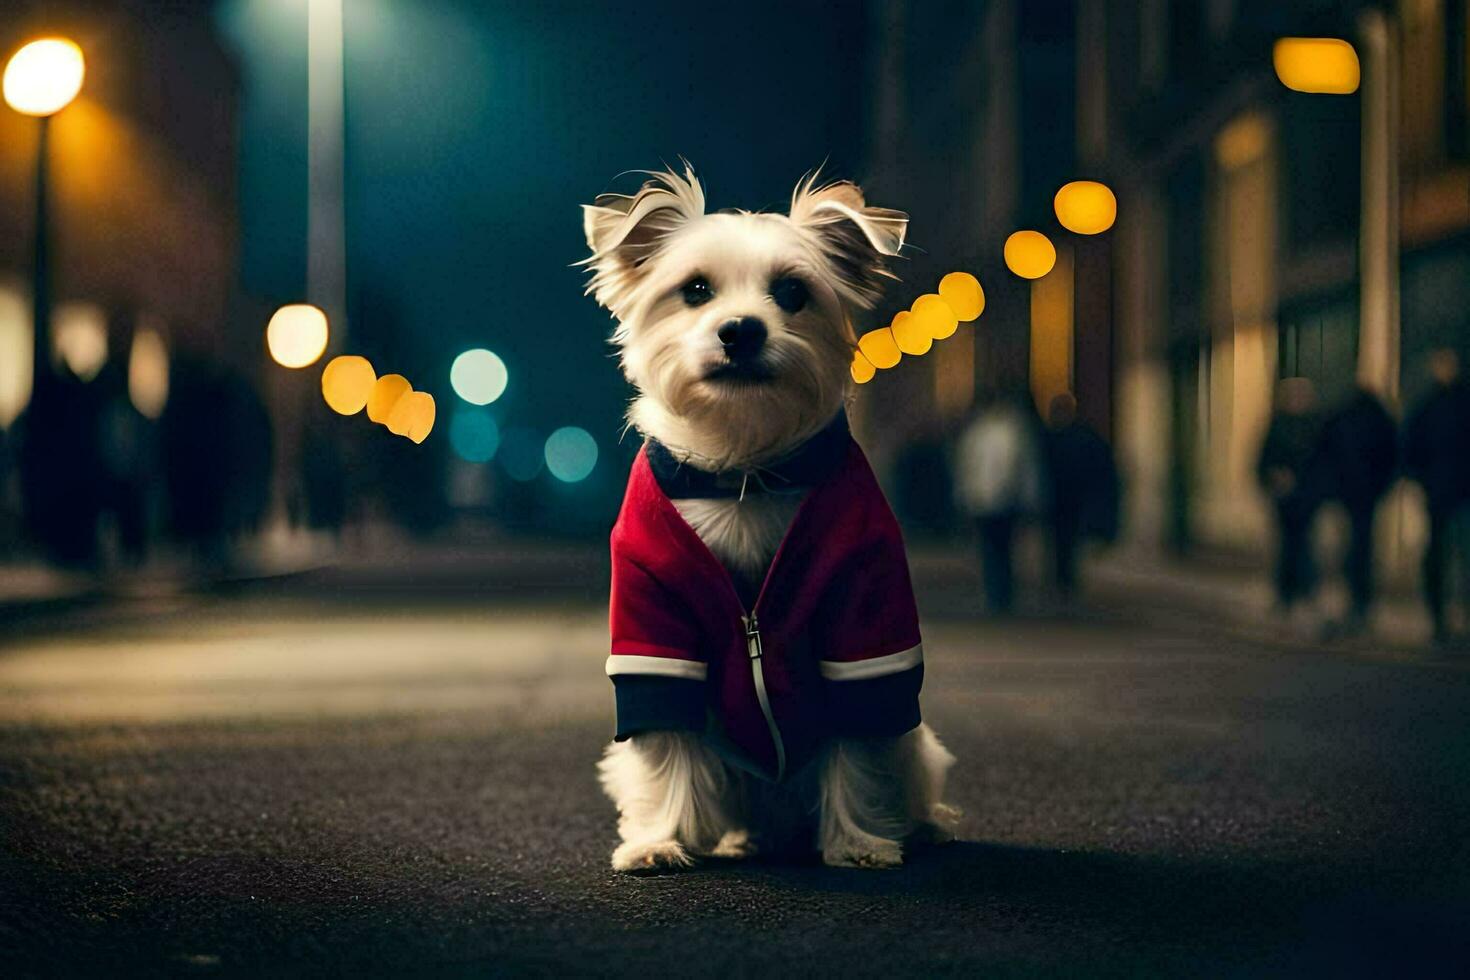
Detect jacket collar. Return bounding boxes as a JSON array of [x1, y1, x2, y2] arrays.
[[644, 411, 851, 500]]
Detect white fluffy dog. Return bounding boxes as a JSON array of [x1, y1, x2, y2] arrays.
[[582, 164, 958, 872]]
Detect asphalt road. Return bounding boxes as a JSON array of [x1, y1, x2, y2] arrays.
[[1, 552, 1468, 977]]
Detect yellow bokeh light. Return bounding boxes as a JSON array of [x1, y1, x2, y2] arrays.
[[1053, 181, 1117, 235], [128, 321, 169, 420], [321, 355, 376, 416], [911, 293, 959, 340], [53, 302, 107, 382], [3, 38, 85, 117], [1273, 37, 1360, 95], [366, 374, 411, 424], [409, 394, 436, 443], [408, 393, 435, 443], [857, 328, 901, 370], [850, 350, 876, 384], [938, 272, 985, 321], [1004, 230, 1057, 279], [890, 310, 932, 355], [387, 390, 436, 443], [0, 285, 31, 429], [265, 304, 329, 369]]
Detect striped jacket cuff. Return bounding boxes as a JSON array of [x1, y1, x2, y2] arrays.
[[605, 654, 707, 680]]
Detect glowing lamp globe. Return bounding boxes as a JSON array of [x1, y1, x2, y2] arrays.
[[911, 294, 959, 340], [3, 38, 85, 117], [1053, 181, 1117, 235], [1273, 38, 1360, 95], [938, 272, 985, 321], [265, 304, 329, 368], [366, 374, 411, 424], [321, 355, 376, 415], [857, 328, 901, 370], [450, 348, 508, 405], [850, 350, 876, 384], [1004, 231, 1057, 279], [890, 311, 932, 356]]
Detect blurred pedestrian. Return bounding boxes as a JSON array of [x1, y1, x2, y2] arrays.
[[954, 391, 1046, 613], [1257, 378, 1325, 614], [1318, 386, 1397, 634], [1402, 348, 1470, 644], [1043, 393, 1119, 598], [162, 361, 273, 570], [96, 362, 154, 566], [19, 367, 106, 569]]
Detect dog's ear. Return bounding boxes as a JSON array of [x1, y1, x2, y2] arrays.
[[789, 174, 908, 308], [581, 163, 705, 315]]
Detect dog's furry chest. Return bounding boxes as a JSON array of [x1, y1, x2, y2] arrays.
[[673, 494, 804, 601]]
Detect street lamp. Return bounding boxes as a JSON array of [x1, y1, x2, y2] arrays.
[[4, 37, 85, 400]]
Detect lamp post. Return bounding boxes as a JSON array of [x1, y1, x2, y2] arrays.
[[3, 38, 85, 401]]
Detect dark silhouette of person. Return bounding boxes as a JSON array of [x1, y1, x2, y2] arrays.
[[161, 360, 273, 570], [1402, 348, 1470, 643], [90, 347, 157, 568], [1257, 378, 1326, 612], [1318, 386, 1397, 631], [18, 365, 106, 569], [1043, 393, 1118, 597]]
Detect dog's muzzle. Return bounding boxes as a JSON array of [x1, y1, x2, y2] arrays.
[[717, 317, 767, 362]]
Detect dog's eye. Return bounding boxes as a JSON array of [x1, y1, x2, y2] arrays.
[[770, 277, 809, 314], [681, 277, 713, 307]]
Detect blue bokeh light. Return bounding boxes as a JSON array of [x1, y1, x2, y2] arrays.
[[544, 427, 598, 483], [448, 408, 500, 463]]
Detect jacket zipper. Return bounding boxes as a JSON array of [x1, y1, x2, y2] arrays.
[[742, 611, 786, 781]]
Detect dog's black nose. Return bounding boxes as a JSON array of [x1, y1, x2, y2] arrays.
[[717, 317, 767, 361]]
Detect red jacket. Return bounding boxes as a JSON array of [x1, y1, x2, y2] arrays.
[[607, 434, 924, 781]]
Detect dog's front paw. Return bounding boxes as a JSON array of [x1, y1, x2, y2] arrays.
[[822, 836, 903, 869], [611, 839, 694, 873], [917, 803, 963, 844], [708, 829, 758, 860]]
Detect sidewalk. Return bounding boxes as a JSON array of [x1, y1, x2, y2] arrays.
[[0, 524, 335, 619], [907, 536, 1440, 654], [1090, 547, 1437, 651]]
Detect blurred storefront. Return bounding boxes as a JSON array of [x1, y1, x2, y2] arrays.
[[1104, 0, 1470, 570], [862, 0, 1468, 583]]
